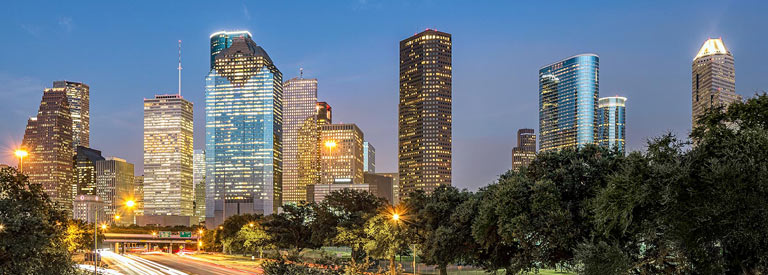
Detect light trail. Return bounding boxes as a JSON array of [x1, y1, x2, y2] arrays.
[[101, 250, 188, 275]]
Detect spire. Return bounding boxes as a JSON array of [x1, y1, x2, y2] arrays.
[[695, 38, 729, 60], [178, 40, 182, 96], [300, 67, 304, 79]]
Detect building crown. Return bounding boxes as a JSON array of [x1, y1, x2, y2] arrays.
[[695, 38, 730, 60]]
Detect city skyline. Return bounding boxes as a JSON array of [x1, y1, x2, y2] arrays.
[[2, 1, 767, 191]]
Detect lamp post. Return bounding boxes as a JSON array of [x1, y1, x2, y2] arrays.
[[14, 150, 28, 173]]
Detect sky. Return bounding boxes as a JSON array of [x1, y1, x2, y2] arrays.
[[1, 0, 767, 191]]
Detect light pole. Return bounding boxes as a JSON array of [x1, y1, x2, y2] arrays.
[[14, 150, 28, 173]]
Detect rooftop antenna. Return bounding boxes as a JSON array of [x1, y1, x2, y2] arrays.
[[300, 67, 304, 79], [178, 40, 182, 96]]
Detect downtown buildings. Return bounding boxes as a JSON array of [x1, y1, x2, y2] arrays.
[[95, 157, 135, 225], [320, 124, 365, 185], [598, 96, 627, 151], [142, 94, 194, 223], [692, 38, 740, 129], [282, 74, 320, 205], [192, 149, 206, 222], [205, 31, 283, 227], [398, 29, 453, 195], [511, 129, 537, 172]]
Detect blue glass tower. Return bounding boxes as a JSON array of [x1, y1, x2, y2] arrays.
[[205, 33, 282, 227], [598, 96, 626, 152], [539, 54, 599, 152], [209, 31, 252, 69]]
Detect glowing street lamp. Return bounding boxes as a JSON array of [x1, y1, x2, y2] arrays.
[[101, 224, 108, 230], [392, 213, 400, 221], [125, 200, 135, 208], [14, 150, 28, 172], [114, 215, 120, 221]]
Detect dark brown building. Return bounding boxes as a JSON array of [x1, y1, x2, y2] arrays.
[[22, 88, 74, 211], [511, 128, 536, 172], [398, 29, 452, 196]]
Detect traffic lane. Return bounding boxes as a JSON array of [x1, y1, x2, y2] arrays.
[[137, 253, 258, 275], [102, 251, 184, 275]]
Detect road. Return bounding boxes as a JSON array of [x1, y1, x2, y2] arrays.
[[101, 251, 259, 275]]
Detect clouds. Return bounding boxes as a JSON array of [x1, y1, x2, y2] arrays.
[[58, 16, 74, 33], [19, 16, 74, 38]]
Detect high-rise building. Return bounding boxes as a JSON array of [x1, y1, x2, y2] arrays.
[[377, 172, 400, 205], [283, 75, 319, 205], [52, 81, 90, 149], [598, 96, 627, 152], [193, 149, 206, 222], [364, 172, 393, 203], [143, 94, 194, 217], [21, 88, 74, 211], [316, 102, 332, 125], [511, 129, 537, 172], [73, 195, 104, 224], [209, 30, 252, 69], [398, 29, 453, 195], [320, 124, 364, 185], [205, 31, 283, 227], [74, 146, 105, 196], [134, 175, 144, 217], [539, 54, 599, 152], [95, 157, 135, 225], [692, 38, 740, 129], [363, 141, 375, 173]]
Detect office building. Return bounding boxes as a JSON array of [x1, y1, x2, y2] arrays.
[[74, 146, 105, 196], [52, 80, 90, 149], [307, 181, 392, 204], [143, 94, 194, 217], [316, 102, 332, 125], [205, 31, 283, 227], [598, 96, 627, 152], [511, 129, 537, 172], [193, 149, 206, 222], [377, 172, 400, 205], [398, 29, 453, 195], [73, 195, 104, 224], [539, 54, 599, 152], [364, 172, 393, 203], [320, 124, 364, 185], [692, 38, 740, 129], [95, 157, 135, 225], [134, 175, 144, 217], [363, 141, 375, 173], [283, 75, 319, 204], [209, 30, 253, 70], [21, 87, 74, 211]]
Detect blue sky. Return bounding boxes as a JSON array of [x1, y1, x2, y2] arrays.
[[1, 0, 766, 190]]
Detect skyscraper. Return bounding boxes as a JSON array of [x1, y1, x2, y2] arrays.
[[692, 38, 739, 129], [205, 31, 283, 226], [74, 146, 105, 196], [283, 75, 319, 205], [320, 124, 364, 185], [377, 172, 400, 205], [511, 129, 536, 172], [363, 141, 375, 173], [598, 96, 627, 152], [143, 94, 194, 217], [209, 30, 252, 70], [134, 175, 144, 217], [21, 88, 74, 211], [539, 54, 599, 152], [193, 149, 206, 222], [52, 80, 90, 149], [316, 102, 332, 125], [94, 157, 135, 225], [399, 29, 452, 195]]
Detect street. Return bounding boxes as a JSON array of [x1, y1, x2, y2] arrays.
[[101, 251, 259, 275]]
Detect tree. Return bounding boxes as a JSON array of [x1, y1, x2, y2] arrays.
[[363, 213, 412, 275], [237, 223, 272, 258], [63, 218, 100, 253], [0, 167, 77, 274], [219, 213, 263, 254], [403, 186, 472, 275], [315, 189, 385, 265], [264, 203, 319, 255]]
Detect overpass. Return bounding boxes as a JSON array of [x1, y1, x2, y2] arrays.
[[103, 233, 202, 253]]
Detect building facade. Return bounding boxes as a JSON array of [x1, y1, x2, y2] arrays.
[[363, 141, 375, 173], [73, 194, 105, 224], [320, 124, 364, 185], [134, 175, 144, 217], [692, 38, 740, 129], [205, 32, 283, 227], [398, 29, 453, 196], [282, 76, 319, 204], [377, 172, 400, 205], [143, 94, 194, 217], [95, 157, 135, 225], [598, 96, 627, 152], [22, 88, 74, 211], [52, 80, 90, 149], [209, 30, 252, 69], [74, 146, 105, 196], [193, 149, 206, 222], [511, 129, 537, 172], [307, 181, 392, 204], [539, 54, 599, 152]]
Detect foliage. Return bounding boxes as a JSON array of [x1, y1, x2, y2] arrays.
[[262, 259, 342, 275], [219, 213, 262, 253], [264, 203, 320, 253], [316, 189, 385, 264], [363, 213, 412, 274], [63, 218, 101, 253], [237, 223, 272, 257], [0, 167, 77, 274]]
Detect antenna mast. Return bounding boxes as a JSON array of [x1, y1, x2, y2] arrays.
[[300, 67, 304, 79], [178, 40, 182, 96]]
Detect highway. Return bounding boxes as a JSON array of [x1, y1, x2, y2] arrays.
[[101, 251, 259, 275]]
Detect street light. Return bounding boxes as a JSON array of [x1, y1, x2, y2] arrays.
[[101, 224, 108, 230], [15, 150, 28, 173], [125, 200, 135, 208], [114, 215, 120, 221], [249, 222, 255, 228]]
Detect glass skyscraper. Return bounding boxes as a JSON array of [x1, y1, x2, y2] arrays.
[[52, 80, 90, 150], [539, 54, 599, 152], [282, 75, 319, 205], [95, 157, 135, 225], [193, 149, 206, 222], [209, 31, 252, 70], [597, 96, 626, 152], [205, 31, 283, 227], [363, 141, 375, 173]]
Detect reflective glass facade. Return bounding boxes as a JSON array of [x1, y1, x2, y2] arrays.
[[539, 54, 599, 152], [363, 141, 375, 173], [597, 96, 626, 152], [193, 149, 206, 222], [209, 31, 252, 70], [74, 146, 105, 196], [205, 34, 283, 226]]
